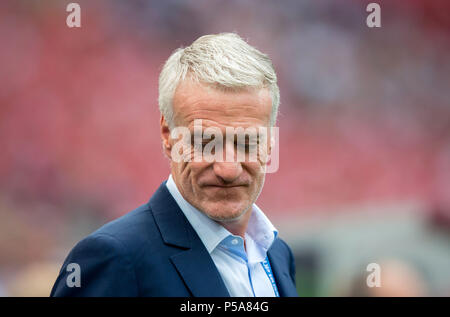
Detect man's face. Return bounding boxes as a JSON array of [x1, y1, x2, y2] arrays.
[[161, 80, 273, 222]]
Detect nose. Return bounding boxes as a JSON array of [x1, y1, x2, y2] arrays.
[[213, 161, 243, 184]]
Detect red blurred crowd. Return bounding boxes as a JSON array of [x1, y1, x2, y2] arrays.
[[0, 0, 449, 295]]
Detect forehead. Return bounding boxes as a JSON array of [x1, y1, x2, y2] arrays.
[[172, 80, 272, 129]]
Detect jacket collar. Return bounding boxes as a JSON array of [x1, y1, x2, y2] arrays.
[[148, 181, 230, 297], [148, 181, 191, 249], [267, 241, 299, 297]]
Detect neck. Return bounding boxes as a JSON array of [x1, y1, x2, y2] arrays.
[[217, 208, 252, 239]]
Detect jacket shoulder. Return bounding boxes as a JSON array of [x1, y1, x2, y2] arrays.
[[50, 202, 163, 297], [90, 202, 159, 248]]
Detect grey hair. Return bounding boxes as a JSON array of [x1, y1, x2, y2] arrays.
[[158, 33, 280, 128]]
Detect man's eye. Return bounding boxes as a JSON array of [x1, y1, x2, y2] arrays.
[[192, 140, 209, 151], [237, 143, 257, 152], [193, 142, 205, 151]]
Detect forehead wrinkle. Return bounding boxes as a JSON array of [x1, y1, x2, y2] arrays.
[[178, 98, 271, 126], [185, 109, 267, 127], [172, 81, 272, 127]]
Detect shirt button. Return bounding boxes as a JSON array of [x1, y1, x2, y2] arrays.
[[231, 239, 239, 245]]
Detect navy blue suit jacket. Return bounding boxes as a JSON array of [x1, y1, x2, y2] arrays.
[[50, 181, 298, 297]]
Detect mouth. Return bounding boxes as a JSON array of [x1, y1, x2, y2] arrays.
[[204, 184, 246, 188]]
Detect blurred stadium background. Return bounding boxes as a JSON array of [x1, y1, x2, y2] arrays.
[[0, 0, 449, 296]]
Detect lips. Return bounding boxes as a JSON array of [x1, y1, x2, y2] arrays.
[[202, 182, 249, 189], [204, 184, 246, 188]]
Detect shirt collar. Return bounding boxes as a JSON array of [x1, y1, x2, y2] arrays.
[[165, 174, 278, 257]]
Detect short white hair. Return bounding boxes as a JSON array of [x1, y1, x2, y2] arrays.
[[158, 33, 280, 128]]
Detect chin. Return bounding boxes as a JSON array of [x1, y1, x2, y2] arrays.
[[202, 202, 250, 222]]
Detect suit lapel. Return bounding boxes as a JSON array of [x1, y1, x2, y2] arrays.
[[149, 182, 230, 297], [170, 245, 230, 297], [267, 240, 299, 297]]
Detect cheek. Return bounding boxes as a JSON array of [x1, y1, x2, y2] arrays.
[[251, 162, 267, 185], [179, 161, 212, 186], [243, 161, 265, 178], [242, 162, 265, 190], [187, 162, 211, 173]]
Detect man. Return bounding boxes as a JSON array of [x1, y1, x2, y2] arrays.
[[51, 33, 298, 297]]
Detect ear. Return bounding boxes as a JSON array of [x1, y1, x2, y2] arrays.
[[267, 130, 273, 157], [267, 125, 278, 159], [160, 115, 172, 159], [265, 126, 274, 157]]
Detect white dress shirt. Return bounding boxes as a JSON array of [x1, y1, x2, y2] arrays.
[[166, 174, 279, 297]]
